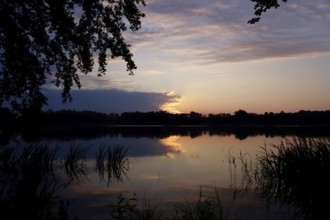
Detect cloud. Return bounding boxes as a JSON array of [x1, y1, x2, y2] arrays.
[[43, 88, 181, 113], [130, 0, 330, 64]]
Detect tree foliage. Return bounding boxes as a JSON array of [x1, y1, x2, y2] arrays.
[[0, 0, 145, 113], [248, 0, 287, 24]]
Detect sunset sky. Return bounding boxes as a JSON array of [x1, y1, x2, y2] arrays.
[[47, 0, 330, 114]]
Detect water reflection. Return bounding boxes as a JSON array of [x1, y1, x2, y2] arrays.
[[159, 135, 183, 159], [1, 129, 330, 219], [2, 125, 330, 145]]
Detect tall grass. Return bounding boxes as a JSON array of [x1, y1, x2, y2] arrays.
[[109, 193, 163, 220], [174, 186, 225, 220], [107, 186, 240, 220], [96, 145, 129, 186], [0, 143, 130, 219], [64, 145, 88, 184], [255, 137, 330, 219], [228, 150, 254, 199], [0, 144, 66, 219]]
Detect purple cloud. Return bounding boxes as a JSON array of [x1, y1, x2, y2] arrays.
[[43, 88, 179, 113]]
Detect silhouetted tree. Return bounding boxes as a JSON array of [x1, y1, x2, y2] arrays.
[[0, 0, 146, 114], [248, 0, 287, 24]]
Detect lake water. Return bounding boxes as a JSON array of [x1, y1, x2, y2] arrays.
[[2, 127, 328, 219]]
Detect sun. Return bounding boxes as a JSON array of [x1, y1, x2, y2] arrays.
[[160, 93, 184, 114]]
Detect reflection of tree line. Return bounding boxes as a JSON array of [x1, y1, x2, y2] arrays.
[[0, 144, 128, 220], [1, 123, 330, 145], [1, 108, 330, 143], [229, 137, 330, 220]]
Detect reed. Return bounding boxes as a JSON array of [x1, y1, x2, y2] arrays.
[[0, 144, 67, 219], [109, 193, 163, 220], [255, 137, 330, 219], [96, 145, 129, 186], [228, 150, 254, 199], [0, 143, 131, 219], [174, 186, 239, 220], [64, 144, 88, 184]]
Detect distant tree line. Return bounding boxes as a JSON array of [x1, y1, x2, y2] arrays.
[[43, 109, 330, 126], [1, 108, 330, 128]]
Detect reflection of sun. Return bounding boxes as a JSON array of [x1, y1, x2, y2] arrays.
[[165, 153, 174, 159], [159, 135, 183, 158]]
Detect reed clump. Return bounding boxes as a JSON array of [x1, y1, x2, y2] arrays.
[[108, 186, 240, 220], [255, 137, 330, 219], [108, 193, 163, 220], [174, 187, 224, 220], [0, 143, 130, 219]]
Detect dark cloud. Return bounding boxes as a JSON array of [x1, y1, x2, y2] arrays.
[[43, 88, 179, 113]]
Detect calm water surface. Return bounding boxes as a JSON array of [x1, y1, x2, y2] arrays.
[[20, 132, 292, 220]]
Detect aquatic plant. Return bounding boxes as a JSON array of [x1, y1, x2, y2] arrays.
[[109, 193, 163, 220], [228, 150, 254, 199], [96, 145, 129, 186], [174, 186, 239, 220], [0, 144, 69, 219], [0, 143, 130, 219], [64, 144, 88, 184], [255, 137, 330, 219]]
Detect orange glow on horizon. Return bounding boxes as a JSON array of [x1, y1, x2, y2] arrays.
[[160, 93, 184, 114]]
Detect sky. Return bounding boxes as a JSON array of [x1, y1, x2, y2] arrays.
[[46, 0, 330, 115]]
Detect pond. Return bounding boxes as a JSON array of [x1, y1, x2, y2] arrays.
[[1, 126, 329, 219]]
